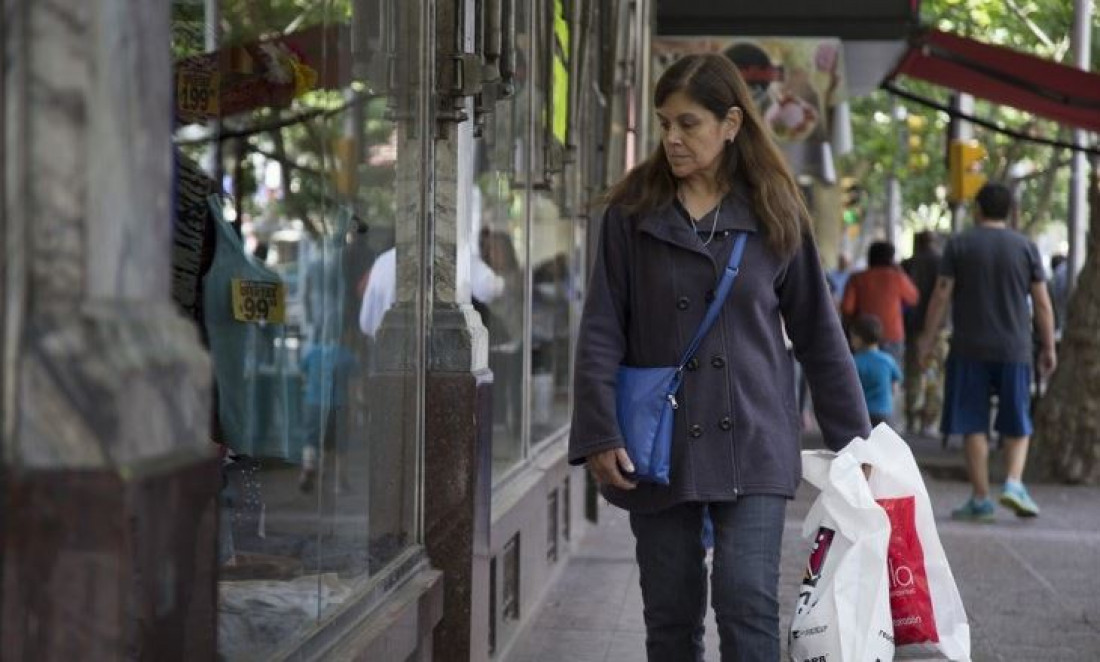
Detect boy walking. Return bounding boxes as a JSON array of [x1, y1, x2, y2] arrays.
[[918, 183, 1057, 521], [850, 314, 902, 427]]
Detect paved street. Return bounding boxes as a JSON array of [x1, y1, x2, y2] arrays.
[[504, 433, 1100, 661]]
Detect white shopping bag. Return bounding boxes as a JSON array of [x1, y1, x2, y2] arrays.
[[791, 451, 895, 662], [844, 424, 971, 661]]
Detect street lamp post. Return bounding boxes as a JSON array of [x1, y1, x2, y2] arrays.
[[886, 99, 906, 246], [949, 93, 975, 233], [1067, 0, 1092, 288]]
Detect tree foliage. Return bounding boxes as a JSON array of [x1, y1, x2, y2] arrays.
[[864, 0, 1100, 485], [173, 0, 396, 241], [841, 0, 1097, 240]]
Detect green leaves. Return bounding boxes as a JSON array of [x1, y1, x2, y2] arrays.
[[841, 0, 1093, 235]]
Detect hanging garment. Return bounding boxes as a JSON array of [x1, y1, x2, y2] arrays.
[[202, 197, 298, 460], [301, 208, 354, 346], [171, 151, 218, 341]]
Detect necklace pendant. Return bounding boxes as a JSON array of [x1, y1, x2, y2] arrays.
[[679, 191, 721, 248]]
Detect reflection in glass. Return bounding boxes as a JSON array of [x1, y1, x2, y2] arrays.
[[530, 191, 574, 442], [527, 0, 574, 444], [171, 1, 422, 658], [476, 170, 527, 480], [477, 0, 531, 482]]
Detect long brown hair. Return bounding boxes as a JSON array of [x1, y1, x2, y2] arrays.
[[606, 54, 811, 257]]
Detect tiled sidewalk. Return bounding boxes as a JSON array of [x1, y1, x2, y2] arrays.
[[503, 493, 815, 662], [504, 435, 1100, 662]]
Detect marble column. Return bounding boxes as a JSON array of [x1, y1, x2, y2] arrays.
[[369, 1, 493, 659], [1, 1, 217, 660], [423, 116, 494, 662]]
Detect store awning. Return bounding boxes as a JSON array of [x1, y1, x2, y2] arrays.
[[655, 0, 917, 41], [889, 28, 1100, 133]]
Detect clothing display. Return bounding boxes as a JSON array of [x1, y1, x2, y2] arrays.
[[203, 197, 299, 459], [298, 342, 357, 485], [302, 344, 358, 409], [302, 208, 355, 346], [171, 151, 218, 338]]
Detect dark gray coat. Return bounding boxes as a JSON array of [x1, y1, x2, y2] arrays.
[[568, 188, 870, 513]]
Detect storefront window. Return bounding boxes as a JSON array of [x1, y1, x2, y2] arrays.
[[478, 2, 532, 482], [529, 191, 574, 443], [529, 0, 575, 444], [171, 1, 424, 658]]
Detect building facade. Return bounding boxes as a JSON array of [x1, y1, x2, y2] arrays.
[[1, 0, 651, 660]]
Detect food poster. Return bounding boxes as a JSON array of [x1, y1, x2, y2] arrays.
[[652, 37, 847, 145]]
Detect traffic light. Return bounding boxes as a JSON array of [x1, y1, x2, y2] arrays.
[[841, 177, 864, 225], [948, 139, 986, 202], [906, 115, 930, 170], [332, 135, 357, 196]]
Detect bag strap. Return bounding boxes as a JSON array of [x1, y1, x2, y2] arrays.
[[676, 232, 748, 370]]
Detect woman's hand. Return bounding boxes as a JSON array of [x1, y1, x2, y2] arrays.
[[586, 448, 638, 490]]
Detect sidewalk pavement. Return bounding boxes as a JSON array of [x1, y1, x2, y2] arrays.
[[504, 431, 1100, 661]]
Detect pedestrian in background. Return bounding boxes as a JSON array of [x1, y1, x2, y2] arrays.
[[842, 241, 919, 369], [918, 182, 1057, 522], [902, 230, 946, 435], [827, 252, 851, 306], [568, 54, 869, 661], [849, 313, 902, 427], [1047, 253, 1069, 342]]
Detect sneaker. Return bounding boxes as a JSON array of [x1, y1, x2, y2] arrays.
[[999, 482, 1040, 517], [951, 497, 996, 523]]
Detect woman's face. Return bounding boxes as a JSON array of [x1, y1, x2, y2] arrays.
[[656, 90, 740, 183]]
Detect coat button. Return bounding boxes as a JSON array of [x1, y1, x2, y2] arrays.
[[689, 424, 703, 438], [719, 416, 732, 431], [686, 357, 699, 371], [676, 296, 690, 311], [711, 355, 726, 369], [705, 289, 715, 303]]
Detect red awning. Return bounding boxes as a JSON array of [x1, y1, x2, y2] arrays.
[[890, 28, 1100, 133]]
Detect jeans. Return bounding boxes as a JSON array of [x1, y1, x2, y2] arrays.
[[629, 497, 787, 662]]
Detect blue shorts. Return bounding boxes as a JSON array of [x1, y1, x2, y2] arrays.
[[941, 355, 1033, 437]]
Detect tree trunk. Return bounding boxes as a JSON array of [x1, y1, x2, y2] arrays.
[[1033, 165, 1100, 483], [1020, 146, 1063, 236]]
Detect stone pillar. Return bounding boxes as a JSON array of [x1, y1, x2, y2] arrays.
[[365, 0, 430, 546], [372, 0, 494, 658], [419, 122, 494, 660], [1, 2, 217, 660]]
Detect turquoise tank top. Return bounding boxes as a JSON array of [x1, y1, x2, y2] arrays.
[[202, 198, 299, 459]]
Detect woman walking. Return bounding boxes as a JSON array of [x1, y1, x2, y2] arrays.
[[568, 54, 869, 661]]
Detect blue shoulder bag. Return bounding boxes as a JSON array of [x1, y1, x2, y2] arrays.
[[615, 232, 749, 485]]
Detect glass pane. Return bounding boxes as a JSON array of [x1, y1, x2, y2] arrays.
[[171, 1, 422, 658], [530, 190, 573, 441], [529, 0, 572, 443], [478, 0, 531, 482]]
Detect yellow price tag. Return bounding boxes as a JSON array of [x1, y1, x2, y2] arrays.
[[177, 69, 220, 119], [231, 279, 286, 324]]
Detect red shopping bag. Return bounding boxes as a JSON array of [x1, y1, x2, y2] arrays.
[[878, 496, 939, 645]]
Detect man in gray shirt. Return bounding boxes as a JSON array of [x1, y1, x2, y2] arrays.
[[918, 183, 1056, 521]]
